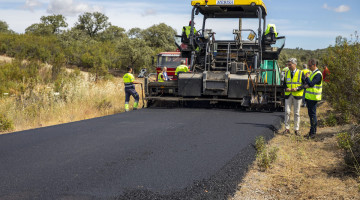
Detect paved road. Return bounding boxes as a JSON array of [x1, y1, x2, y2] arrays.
[[0, 108, 282, 199]]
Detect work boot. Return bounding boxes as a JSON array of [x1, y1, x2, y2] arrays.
[[304, 133, 315, 139], [133, 102, 139, 110], [282, 129, 290, 134]]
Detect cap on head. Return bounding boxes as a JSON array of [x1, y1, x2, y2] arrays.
[[287, 58, 297, 65], [181, 60, 186, 65]]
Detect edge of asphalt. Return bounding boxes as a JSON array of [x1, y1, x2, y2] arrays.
[[115, 112, 283, 200]]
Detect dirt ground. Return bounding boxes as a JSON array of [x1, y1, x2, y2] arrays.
[[231, 102, 360, 200]]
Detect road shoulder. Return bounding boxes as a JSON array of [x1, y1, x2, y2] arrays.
[[231, 102, 360, 199]]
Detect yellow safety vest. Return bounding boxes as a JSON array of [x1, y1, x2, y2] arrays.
[[158, 72, 165, 82], [282, 66, 289, 72], [183, 26, 197, 39], [285, 69, 304, 97], [175, 65, 189, 76], [264, 24, 278, 37], [123, 73, 134, 84], [305, 70, 323, 101], [302, 69, 311, 76]]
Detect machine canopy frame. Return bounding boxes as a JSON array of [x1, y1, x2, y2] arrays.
[[191, 0, 267, 18]]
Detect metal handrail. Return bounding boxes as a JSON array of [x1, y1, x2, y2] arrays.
[[205, 42, 209, 71], [226, 43, 230, 72]]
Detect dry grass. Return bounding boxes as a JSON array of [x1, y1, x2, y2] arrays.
[[0, 59, 144, 134], [231, 102, 360, 200]]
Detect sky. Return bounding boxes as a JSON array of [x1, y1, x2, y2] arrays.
[[0, 0, 359, 50]]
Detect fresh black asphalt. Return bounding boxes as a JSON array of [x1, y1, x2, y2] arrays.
[[0, 108, 282, 199]]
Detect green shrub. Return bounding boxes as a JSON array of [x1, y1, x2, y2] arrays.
[[337, 132, 353, 150], [257, 146, 279, 171], [325, 112, 338, 127], [323, 33, 360, 124], [337, 128, 360, 175], [255, 136, 279, 171], [0, 114, 14, 132], [255, 136, 266, 153]]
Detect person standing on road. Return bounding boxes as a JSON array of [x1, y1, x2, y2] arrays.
[[123, 66, 141, 112], [175, 60, 189, 78], [302, 64, 311, 107], [158, 67, 170, 82], [283, 58, 307, 135], [304, 59, 323, 139]]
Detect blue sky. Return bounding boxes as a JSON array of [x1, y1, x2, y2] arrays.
[[0, 0, 359, 50]]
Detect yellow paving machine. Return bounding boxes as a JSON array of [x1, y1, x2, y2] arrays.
[[144, 0, 286, 110]]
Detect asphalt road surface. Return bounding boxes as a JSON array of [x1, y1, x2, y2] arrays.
[[0, 108, 282, 200]]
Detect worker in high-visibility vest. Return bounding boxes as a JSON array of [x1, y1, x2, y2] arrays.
[[175, 60, 189, 78], [158, 67, 170, 82], [182, 21, 197, 39], [282, 58, 307, 135], [264, 24, 278, 37], [304, 59, 323, 139], [122, 66, 141, 112], [302, 64, 311, 107]]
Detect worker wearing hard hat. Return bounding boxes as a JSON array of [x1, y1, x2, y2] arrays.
[[183, 21, 197, 39], [264, 24, 278, 37], [283, 58, 307, 135], [304, 59, 323, 139], [175, 60, 189, 78], [123, 66, 141, 112]]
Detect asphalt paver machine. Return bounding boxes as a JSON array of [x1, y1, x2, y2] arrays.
[[145, 0, 286, 110]]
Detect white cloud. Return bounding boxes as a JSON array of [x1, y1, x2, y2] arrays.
[[335, 5, 351, 13], [47, 0, 103, 16], [24, 0, 42, 11], [323, 3, 350, 13], [141, 9, 157, 17]]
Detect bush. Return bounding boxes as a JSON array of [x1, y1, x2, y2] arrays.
[[0, 114, 14, 132], [255, 136, 279, 171], [337, 132, 353, 150], [337, 128, 360, 175], [323, 33, 360, 124], [325, 112, 338, 127]]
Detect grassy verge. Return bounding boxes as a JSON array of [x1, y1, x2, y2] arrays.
[[231, 102, 360, 199], [0, 57, 144, 134]]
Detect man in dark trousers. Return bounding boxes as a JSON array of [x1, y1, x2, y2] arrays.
[[304, 59, 323, 139], [122, 66, 141, 112]]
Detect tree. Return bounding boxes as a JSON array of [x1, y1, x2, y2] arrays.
[[0, 20, 14, 34], [127, 28, 142, 39], [141, 23, 177, 51], [40, 14, 68, 34], [25, 14, 67, 35], [25, 23, 52, 35], [117, 37, 154, 71], [75, 12, 111, 37], [99, 25, 126, 41]]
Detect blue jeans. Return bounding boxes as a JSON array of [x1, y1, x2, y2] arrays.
[[306, 100, 318, 135]]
